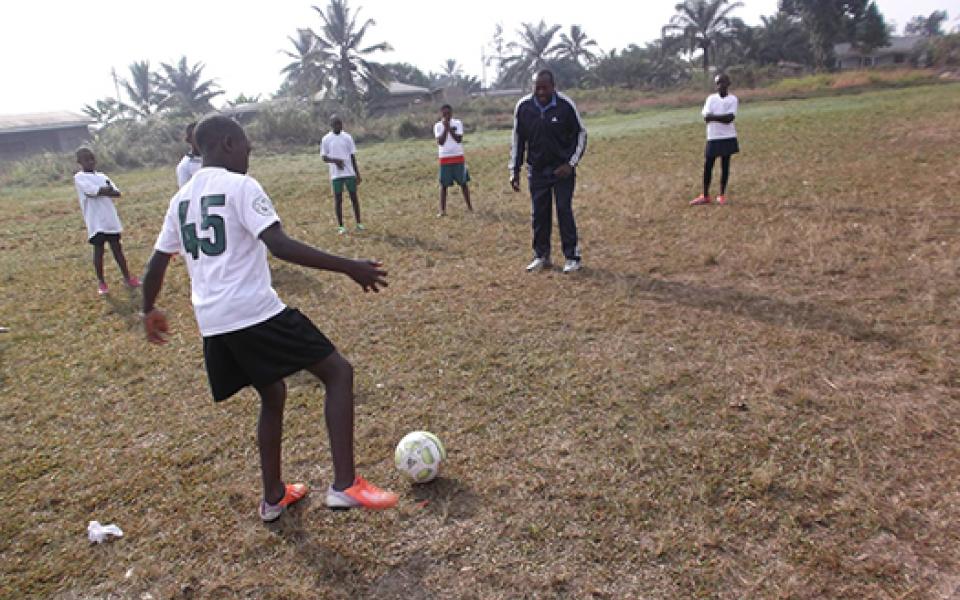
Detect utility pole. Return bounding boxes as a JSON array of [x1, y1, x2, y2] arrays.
[[111, 67, 124, 118], [481, 47, 487, 94]]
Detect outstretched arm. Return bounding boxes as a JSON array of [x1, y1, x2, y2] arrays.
[[259, 222, 387, 292], [142, 251, 173, 344]]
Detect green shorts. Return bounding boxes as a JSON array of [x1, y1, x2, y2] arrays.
[[439, 163, 470, 188], [331, 176, 357, 194]]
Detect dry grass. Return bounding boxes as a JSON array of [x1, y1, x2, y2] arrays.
[[2, 83, 960, 599]]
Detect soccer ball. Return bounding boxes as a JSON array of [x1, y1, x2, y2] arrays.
[[394, 431, 446, 483]]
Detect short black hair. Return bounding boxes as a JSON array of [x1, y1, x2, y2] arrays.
[[194, 114, 244, 156], [441, 104, 452, 111], [75, 146, 94, 160], [535, 69, 555, 84]]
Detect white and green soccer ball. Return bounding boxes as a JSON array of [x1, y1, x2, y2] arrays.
[[394, 431, 446, 483]]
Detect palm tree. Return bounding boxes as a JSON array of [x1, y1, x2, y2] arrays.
[[662, 0, 743, 73], [552, 25, 600, 66], [440, 59, 463, 80], [312, 0, 392, 104], [280, 28, 333, 98], [755, 12, 813, 66], [157, 56, 224, 115], [500, 20, 562, 85], [122, 61, 164, 118], [82, 98, 123, 126]]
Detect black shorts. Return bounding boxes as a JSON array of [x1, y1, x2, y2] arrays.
[[89, 232, 121, 245], [203, 307, 336, 402], [705, 138, 739, 159]]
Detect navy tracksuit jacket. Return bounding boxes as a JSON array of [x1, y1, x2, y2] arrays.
[[509, 92, 588, 261]]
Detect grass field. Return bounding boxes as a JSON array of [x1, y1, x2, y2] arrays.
[[2, 83, 960, 599]]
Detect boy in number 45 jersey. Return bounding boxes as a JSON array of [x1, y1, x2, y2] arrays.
[[141, 115, 398, 522]]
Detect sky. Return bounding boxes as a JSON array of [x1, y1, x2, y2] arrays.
[[1, 0, 957, 115]]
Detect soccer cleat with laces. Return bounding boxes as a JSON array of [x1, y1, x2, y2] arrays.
[[259, 482, 309, 522], [716, 195, 728, 205], [97, 282, 109, 296], [336, 226, 347, 235], [325, 475, 398, 510], [125, 276, 141, 288]]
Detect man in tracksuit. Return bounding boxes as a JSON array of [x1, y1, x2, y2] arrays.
[[510, 69, 588, 274]]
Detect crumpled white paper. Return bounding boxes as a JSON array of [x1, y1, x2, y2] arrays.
[[87, 520, 123, 543]]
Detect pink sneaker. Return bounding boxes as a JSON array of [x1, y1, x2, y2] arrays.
[[689, 194, 712, 206], [97, 282, 109, 296], [716, 195, 729, 205], [126, 276, 141, 288]]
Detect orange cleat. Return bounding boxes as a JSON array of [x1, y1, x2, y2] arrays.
[[325, 475, 398, 510], [689, 194, 712, 206], [259, 482, 309, 522]]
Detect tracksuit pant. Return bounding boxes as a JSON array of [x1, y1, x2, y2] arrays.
[[529, 167, 580, 262]]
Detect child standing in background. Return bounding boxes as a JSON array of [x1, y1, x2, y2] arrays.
[[320, 116, 364, 234], [176, 121, 202, 187], [74, 147, 139, 295], [691, 73, 739, 206]]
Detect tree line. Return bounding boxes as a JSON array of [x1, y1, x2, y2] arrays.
[[86, 0, 955, 125]]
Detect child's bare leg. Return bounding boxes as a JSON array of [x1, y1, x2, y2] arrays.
[[256, 379, 287, 504], [461, 182, 473, 211], [306, 352, 355, 490], [334, 192, 344, 227], [92, 242, 106, 284], [348, 190, 362, 224], [439, 186, 448, 215], [107, 237, 132, 280]]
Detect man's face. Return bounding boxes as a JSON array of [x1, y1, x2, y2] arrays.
[[77, 151, 96, 172], [534, 75, 555, 106], [331, 118, 343, 134], [441, 107, 452, 121]]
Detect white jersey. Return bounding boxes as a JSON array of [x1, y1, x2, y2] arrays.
[[702, 93, 738, 140], [74, 171, 122, 239], [434, 119, 465, 160], [154, 167, 286, 337], [320, 131, 357, 179], [176, 154, 202, 187]]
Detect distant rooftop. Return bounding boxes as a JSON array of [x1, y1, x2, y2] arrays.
[[834, 36, 925, 57], [386, 81, 431, 95], [0, 111, 91, 133]]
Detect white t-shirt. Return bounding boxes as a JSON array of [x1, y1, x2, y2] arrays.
[[434, 119, 465, 160], [320, 131, 357, 179], [702, 93, 738, 140], [154, 167, 286, 337], [74, 171, 122, 239], [176, 154, 202, 187]]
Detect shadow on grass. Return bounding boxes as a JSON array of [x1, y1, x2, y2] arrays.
[[102, 289, 141, 329], [408, 476, 481, 523], [588, 267, 902, 346], [374, 231, 452, 255], [271, 264, 325, 297]]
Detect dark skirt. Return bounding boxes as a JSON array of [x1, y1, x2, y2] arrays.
[[705, 137, 740, 159]]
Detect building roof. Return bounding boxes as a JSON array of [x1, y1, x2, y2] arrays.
[[387, 81, 431, 95], [834, 36, 925, 58], [0, 111, 91, 134]]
